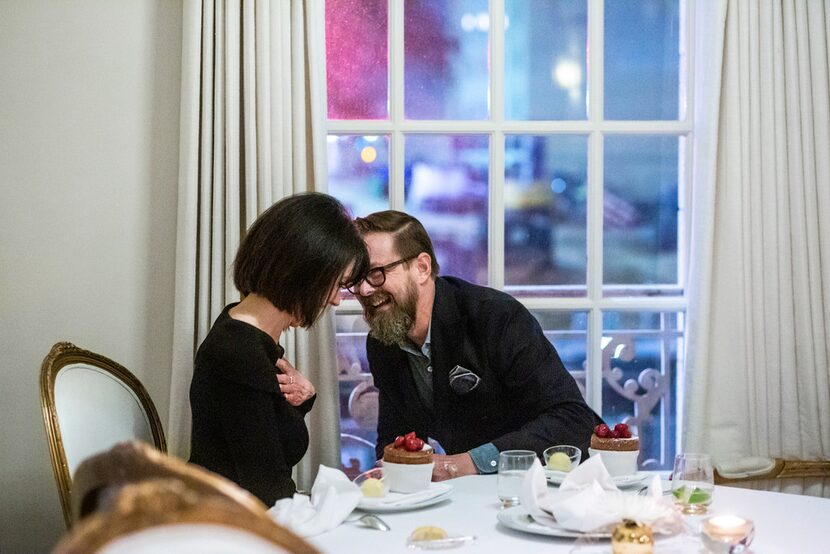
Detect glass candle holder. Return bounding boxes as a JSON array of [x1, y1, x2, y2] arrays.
[[701, 515, 755, 553]]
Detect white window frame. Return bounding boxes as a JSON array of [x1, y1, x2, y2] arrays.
[[323, 0, 693, 419]]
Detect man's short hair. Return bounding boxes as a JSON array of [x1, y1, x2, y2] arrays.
[[354, 211, 440, 277], [233, 193, 369, 327]]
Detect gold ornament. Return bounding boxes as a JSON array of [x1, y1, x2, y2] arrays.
[[611, 519, 654, 554]]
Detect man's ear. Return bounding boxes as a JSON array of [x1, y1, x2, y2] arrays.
[[414, 252, 432, 283]]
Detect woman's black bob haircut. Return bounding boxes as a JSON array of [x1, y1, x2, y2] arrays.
[[233, 193, 369, 327]]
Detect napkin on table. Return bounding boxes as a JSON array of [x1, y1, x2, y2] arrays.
[[519, 456, 674, 533], [267, 465, 361, 537]]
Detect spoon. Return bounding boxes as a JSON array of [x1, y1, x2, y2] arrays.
[[349, 513, 391, 531]]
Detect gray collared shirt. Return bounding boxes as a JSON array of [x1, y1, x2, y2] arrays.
[[399, 324, 433, 416]]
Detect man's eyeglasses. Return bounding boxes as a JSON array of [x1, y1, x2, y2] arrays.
[[345, 255, 418, 294]]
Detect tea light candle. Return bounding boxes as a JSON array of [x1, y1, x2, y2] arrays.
[[701, 515, 754, 553]]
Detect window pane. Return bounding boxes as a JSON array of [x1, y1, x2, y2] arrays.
[[504, 135, 588, 294], [602, 311, 683, 470], [335, 314, 376, 479], [404, 135, 488, 284], [603, 135, 680, 292], [604, 0, 681, 120], [530, 310, 589, 399], [327, 134, 389, 217], [505, 0, 587, 120], [405, 0, 489, 120], [326, 0, 388, 120]]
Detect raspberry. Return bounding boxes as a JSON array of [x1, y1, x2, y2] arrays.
[[611, 429, 621, 439], [394, 436, 405, 448], [595, 424, 611, 438], [614, 423, 629, 433], [621, 429, 632, 438], [404, 436, 422, 452], [405, 431, 416, 440]]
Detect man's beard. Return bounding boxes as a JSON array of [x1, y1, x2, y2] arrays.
[[360, 281, 418, 347]]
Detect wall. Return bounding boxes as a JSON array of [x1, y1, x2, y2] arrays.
[[0, 1, 182, 552]]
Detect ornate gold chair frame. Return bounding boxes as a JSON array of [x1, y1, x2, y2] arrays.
[[715, 458, 830, 485], [40, 342, 166, 527], [53, 478, 318, 554]]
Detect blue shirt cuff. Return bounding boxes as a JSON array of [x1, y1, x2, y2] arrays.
[[469, 443, 499, 474]]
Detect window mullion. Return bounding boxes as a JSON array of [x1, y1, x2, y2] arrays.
[[586, 0, 606, 415], [681, 0, 692, 123], [490, 131, 505, 289], [389, 0, 405, 210], [489, 0, 506, 289]]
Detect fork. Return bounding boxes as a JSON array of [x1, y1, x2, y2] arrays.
[[348, 513, 391, 531]]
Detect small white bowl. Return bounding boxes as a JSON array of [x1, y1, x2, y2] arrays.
[[353, 467, 389, 497], [383, 461, 434, 493], [588, 448, 639, 477], [543, 445, 581, 471]]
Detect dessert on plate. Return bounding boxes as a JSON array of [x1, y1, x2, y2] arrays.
[[544, 444, 582, 472], [382, 432, 434, 493], [588, 423, 640, 476], [359, 477, 388, 497]]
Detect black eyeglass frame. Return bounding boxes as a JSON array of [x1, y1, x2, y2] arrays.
[[346, 255, 419, 294]]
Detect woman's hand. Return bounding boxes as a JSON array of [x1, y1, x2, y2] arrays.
[[276, 358, 315, 406]]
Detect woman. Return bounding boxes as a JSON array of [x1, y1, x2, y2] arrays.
[[188, 193, 368, 506]]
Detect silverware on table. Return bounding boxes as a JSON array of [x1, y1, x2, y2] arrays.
[[348, 513, 391, 531]]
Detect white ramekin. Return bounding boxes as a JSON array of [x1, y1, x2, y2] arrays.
[[382, 460, 434, 493], [588, 448, 639, 477]]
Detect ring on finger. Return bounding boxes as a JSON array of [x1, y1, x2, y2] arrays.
[[289, 375, 294, 385]]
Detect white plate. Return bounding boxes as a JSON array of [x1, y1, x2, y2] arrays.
[[496, 506, 610, 539], [544, 470, 650, 488], [357, 482, 452, 512]]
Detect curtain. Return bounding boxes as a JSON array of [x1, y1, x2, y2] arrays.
[[685, 0, 830, 496], [168, 0, 339, 491]]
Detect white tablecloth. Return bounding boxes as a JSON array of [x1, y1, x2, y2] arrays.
[[309, 474, 830, 553]]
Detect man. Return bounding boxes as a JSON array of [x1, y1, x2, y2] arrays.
[[351, 210, 602, 481]]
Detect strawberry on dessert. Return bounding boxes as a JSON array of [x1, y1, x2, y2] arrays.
[[590, 422, 639, 452], [383, 431, 433, 465]]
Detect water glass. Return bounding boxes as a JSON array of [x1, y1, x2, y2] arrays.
[[671, 453, 714, 515], [497, 450, 536, 508]]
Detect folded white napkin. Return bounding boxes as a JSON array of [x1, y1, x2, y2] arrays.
[[267, 465, 361, 537], [519, 457, 675, 533]]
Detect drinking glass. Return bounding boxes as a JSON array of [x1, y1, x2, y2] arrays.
[[497, 450, 536, 508], [671, 453, 714, 515]]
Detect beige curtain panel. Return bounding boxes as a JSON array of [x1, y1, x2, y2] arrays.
[[168, 0, 338, 491], [685, 0, 830, 496]]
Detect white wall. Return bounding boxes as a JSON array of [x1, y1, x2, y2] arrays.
[[0, 1, 182, 552]]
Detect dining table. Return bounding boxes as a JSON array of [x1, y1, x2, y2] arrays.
[[309, 474, 830, 553]]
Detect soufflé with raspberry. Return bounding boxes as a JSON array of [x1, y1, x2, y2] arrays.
[[382, 432, 434, 493], [588, 422, 640, 476]]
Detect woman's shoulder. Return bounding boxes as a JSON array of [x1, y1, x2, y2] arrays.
[[194, 310, 281, 392]]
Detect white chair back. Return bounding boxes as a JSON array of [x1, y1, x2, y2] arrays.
[[96, 524, 292, 554], [55, 363, 156, 474], [40, 342, 166, 527]]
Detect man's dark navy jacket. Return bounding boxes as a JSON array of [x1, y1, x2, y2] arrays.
[[368, 276, 602, 460]]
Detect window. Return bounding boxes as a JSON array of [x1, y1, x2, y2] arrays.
[[325, 0, 689, 477]]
